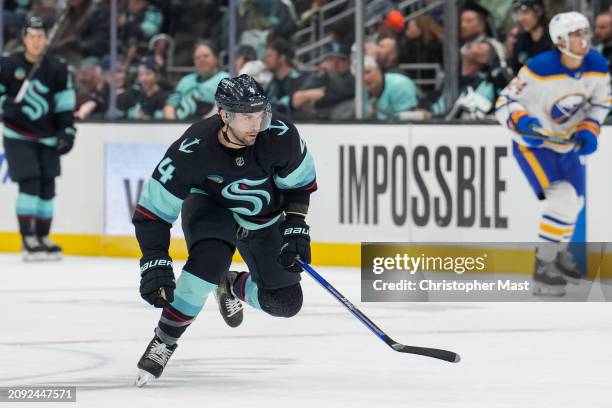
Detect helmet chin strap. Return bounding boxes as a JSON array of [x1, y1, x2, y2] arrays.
[[221, 124, 248, 148]]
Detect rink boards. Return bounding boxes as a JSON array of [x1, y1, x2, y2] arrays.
[[1, 122, 612, 272]]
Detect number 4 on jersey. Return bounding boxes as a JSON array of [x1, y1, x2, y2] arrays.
[[157, 157, 175, 184]]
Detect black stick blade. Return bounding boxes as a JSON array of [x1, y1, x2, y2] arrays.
[[389, 342, 461, 363]]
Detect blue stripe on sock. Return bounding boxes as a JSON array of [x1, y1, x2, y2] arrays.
[[542, 214, 572, 226], [16, 193, 39, 216], [244, 276, 261, 310], [169, 270, 216, 316], [539, 234, 562, 243]]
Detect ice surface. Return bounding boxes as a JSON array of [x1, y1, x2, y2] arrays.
[[1, 254, 611, 408]]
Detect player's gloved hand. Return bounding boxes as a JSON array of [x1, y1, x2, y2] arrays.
[[139, 257, 176, 307], [278, 215, 311, 273], [0, 96, 21, 118], [56, 131, 75, 155], [573, 129, 598, 156], [514, 113, 544, 147]]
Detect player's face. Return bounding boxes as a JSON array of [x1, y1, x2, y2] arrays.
[[224, 110, 268, 146], [567, 28, 591, 56], [23, 29, 46, 58]]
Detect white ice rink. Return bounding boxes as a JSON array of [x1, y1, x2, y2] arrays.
[[2, 254, 612, 408]]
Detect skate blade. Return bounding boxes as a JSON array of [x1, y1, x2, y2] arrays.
[[134, 369, 156, 388], [532, 283, 566, 297], [22, 252, 48, 262], [45, 252, 63, 262]]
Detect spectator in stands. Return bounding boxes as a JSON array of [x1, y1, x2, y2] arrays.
[[595, 11, 612, 72], [75, 57, 109, 120], [163, 41, 230, 120], [222, 0, 298, 59], [362, 56, 418, 120], [119, 0, 164, 69], [147, 33, 172, 79], [264, 37, 307, 114], [397, 14, 443, 96], [51, 0, 110, 66], [3, 0, 31, 46], [291, 42, 355, 119], [373, 10, 405, 42], [118, 57, 169, 119], [504, 25, 520, 62], [460, 2, 506, 68], [430, 41, 496, 120], [376, 37, 400, 72], [236, 44, 272, 87], [508, 0, 552, 74]]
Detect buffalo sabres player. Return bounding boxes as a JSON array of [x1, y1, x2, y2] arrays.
[[132, 75, 317, 386], [0, 16, 76, 261], [496, 12, 611, 296]]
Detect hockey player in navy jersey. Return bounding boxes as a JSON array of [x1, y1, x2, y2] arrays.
[[496, 12, 611, 296], [0, 16, 76, 261], [132, 75, 317, 386]]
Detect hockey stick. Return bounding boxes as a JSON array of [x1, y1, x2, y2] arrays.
[[297, 259, 461, 363], [15, 1, 70, 103], [524, 126, 574, 145]]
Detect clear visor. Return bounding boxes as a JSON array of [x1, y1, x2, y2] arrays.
[[225, 103, 272, 133]]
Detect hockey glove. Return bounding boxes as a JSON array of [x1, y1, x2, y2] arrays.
[[140, 258, 176, 308], [512, 113, 544, 147], [278, 215, 311, 273], [573, 129, 598, 156], [57, 129, 75, 155]]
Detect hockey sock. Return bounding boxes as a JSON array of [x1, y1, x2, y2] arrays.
[[16, 193, 39, 236], [233, 272, 261, 310], [537, 214, 573, 262], [156, 269, 216, 345], [35, 198, 54, 237]]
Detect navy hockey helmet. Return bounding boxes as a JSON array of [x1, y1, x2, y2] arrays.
[[22, 16, 46, 35], [215, 74, 272, 131]]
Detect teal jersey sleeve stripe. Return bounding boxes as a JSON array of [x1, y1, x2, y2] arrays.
[[273, 151, 316, 189], [54, 88, 76, 113], [138, 178, 183, 224]]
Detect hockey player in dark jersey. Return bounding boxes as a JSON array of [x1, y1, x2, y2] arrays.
[[133, 74, 317, 386], [0, 16, 76, 261]]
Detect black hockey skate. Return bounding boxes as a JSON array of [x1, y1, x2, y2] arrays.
[[554, 251, 582, 284], [214, 271, 244, 328], [135, 334, 177, 387], [39, 236, 62, 261], [532, 257, 567, 297], [22, 236, 47, 262]]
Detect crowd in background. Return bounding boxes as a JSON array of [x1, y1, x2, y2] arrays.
[[2, 0, 611, 122]]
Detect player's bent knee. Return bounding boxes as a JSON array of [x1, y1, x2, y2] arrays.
[[40, 178, 56, 200], [258, 284, 303, 318], [544, 181, 582, 220], [184, 239, 234, 284]]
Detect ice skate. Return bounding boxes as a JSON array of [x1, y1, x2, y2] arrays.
[[135, 334, 177, 387], [554, 251, 582, 284], [39, 236, 62, 261], [214, 270, 244, 328], [22, 236, 47, 262], [532, 257, 567, 297]]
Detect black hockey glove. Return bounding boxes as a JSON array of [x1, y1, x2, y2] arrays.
[[56, 131, 75, 155], [140, 258, 176, 308], [278, 215, 311, 273]]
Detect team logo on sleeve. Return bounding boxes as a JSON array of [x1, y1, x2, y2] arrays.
[[549, 94, 586, 124]]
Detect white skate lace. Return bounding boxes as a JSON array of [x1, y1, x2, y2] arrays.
[[146, 340, 173, 367], [224, 297, 243, 317]]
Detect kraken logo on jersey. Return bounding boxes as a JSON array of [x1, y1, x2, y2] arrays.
[[550, 93, 586, 124], [221, 177, 271, 216], [21, 80, 50, 121]]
